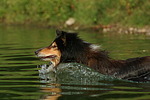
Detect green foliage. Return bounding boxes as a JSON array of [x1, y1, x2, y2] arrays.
[[0, 0, 149, 27]]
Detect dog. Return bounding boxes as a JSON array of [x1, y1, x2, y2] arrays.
[[35, 30, 150, 82]]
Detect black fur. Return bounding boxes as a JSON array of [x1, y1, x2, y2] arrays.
[[47, 30, 150, 82]]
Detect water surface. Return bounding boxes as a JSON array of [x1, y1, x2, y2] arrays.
[[0, 25, 150, 100]]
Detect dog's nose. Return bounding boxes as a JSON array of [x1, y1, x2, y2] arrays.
[[35, 50, 38, 55], [35, 49, 40, 55]]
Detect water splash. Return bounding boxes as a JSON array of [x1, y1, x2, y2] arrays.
[[38, 64, 56, 74], [38, 63, 116, 84]]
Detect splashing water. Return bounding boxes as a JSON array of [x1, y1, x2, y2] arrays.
[[38, 63, 117, 84], [38, 63, 56, 74]]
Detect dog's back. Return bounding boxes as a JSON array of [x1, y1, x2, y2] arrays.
[[114, 56, 150, 81]]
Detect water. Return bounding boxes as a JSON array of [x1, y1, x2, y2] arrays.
[[0, 25, 150, 100]]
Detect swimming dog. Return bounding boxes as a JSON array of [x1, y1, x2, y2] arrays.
[[35, 30, 150, 82]]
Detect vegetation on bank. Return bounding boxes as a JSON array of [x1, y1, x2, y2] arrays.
[[0, 0, 149, 28]]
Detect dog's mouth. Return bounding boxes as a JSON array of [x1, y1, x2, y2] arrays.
[[40, 55, 57, 59], [36, 54, 60, 67], [36, 54, 57, 61]]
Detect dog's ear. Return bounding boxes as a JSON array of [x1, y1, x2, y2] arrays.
[[56, 30, 66, 45], [56, 29, 62, 37]]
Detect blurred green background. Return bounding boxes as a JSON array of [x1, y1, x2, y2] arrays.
[[0, 0, 149, 28], [0, 1, 150, 100]]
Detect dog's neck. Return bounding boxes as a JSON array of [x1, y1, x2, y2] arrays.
[[60, 43, 120, 75]]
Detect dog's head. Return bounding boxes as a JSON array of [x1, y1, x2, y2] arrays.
[[35, 30, 108, 70], [35, 30, 79, 67]]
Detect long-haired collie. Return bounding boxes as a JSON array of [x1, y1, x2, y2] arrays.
[[35, 30, 150, 82]]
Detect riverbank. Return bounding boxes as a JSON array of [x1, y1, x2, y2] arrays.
[[89, 24, 150, 35], [2, 22, 150, 36], [0, 0, 149, 35]]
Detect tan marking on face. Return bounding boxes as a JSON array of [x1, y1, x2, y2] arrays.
[[37, 42, 61, 66]]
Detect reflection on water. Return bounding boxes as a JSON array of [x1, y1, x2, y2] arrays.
[[0, 25, 150, 100]]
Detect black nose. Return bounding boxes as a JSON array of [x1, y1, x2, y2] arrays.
[[35, 49, 41, 55], [35, 50, 38, 55]]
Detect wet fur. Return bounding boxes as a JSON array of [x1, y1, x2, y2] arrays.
[[35, 30, 150, 82]]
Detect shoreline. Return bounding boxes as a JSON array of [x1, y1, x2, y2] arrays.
[[1, 22, 150, 36]]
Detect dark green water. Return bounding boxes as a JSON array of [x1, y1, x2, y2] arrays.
[[0, 25, 150, 100]]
